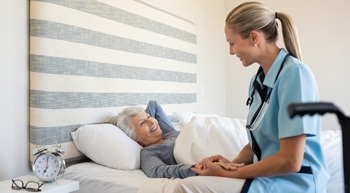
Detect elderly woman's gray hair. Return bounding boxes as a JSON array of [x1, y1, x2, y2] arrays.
[[110, 107, 145, 141]]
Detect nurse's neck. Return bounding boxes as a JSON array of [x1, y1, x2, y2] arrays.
[[258, 45, 280, 75]]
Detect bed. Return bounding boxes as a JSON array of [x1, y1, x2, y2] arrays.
[[63, 114, 344, 193], [34, 110, 345, 193], [29, 0, 345, 193]]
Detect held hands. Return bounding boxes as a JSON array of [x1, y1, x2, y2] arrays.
[[200, 155, 230, 169], [191, 155, 245, 176]]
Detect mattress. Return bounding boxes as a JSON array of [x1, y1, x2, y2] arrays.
[[64, 162, 147, 193]]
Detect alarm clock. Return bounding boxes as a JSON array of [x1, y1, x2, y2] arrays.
[[32, 139, 66, 183]]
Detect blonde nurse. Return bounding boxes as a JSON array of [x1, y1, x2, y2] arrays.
[[175, 2, 330, 193]]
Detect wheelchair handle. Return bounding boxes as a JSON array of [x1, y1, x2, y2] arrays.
[[288, 102, 345, 119]]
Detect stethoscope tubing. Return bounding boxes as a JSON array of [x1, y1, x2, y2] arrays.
[[246, 54, 290, 131]]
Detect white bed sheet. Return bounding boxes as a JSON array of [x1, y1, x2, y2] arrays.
[[64, 162, 147, 193], [321, 129, 344, 193]]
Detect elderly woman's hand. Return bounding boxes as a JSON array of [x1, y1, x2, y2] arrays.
[[192, 163, 202, 170], [199, 155, 230, 170]]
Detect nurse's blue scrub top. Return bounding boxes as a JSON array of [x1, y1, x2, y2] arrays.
[[243, 49, 330, 193]]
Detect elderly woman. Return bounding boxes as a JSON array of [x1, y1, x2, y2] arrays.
[[110, 100, 198, 179]]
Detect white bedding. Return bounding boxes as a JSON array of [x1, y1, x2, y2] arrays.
[[64, 114, 344, 193], [321, 130, 344, 193], [64, 162, 147, 193], [174, 116, 248, 165]]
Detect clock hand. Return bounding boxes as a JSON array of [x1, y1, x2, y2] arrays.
[[43, 156, 49, 174]]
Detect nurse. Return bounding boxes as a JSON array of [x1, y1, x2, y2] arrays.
[[178, 2, 330, 193]]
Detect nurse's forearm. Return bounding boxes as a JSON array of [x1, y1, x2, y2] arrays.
[[231, 143, 254, 165], [227, 135, 306, 178]]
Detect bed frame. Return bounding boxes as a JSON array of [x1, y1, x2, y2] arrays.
[[29, 0, 198, 166]]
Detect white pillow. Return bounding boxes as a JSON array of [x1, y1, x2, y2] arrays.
[[174, 116, 249, 164], [172, 111, 197, 126], [172, 111, 220, 129], [71, 124, 142, 170]]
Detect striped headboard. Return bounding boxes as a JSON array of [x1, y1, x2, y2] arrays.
[[29, 0, 197, 165]]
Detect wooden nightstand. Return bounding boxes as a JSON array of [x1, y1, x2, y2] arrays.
[[0, 175, 79, 193]]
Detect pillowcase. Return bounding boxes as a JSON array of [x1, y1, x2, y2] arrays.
[[71, 124, 142, 170], [172, 111, 197, 126], [172, 111, 220, 129], [174, 116, 249, 164]]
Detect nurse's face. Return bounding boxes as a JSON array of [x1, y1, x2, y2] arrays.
[[224, 25, 256, 67], [129, 111, 162, 147]]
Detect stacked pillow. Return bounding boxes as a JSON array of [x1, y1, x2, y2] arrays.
[[71, 124, 142, 170]]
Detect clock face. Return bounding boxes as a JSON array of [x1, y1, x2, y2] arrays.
[[33, 153, 62, 182]]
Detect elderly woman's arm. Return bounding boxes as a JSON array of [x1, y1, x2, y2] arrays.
[[145, 100, 175, 132], [140, 147, 196, 179]]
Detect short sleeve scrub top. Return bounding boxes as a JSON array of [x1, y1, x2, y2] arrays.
[[242, 49, 330, 193]]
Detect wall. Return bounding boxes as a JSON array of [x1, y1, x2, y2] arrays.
[[144, 0, 227, 115], [195, 0, 226, 114], [0, 0, 31, 180], [0, 0, 226, 180], [225, 0, 350, 130]]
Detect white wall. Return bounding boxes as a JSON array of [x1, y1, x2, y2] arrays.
[[143, 0, 227, 115], [0, 0, 31, 180], [194, 0, 226, 115], [225, 0, 350, 131]]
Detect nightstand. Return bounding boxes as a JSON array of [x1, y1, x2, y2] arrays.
[[0, 175, 79, 193]]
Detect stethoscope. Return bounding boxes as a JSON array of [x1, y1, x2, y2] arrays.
[[246, 54, 290, 131]]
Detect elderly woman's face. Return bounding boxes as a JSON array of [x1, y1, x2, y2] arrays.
[[130, 111, 162, 147]]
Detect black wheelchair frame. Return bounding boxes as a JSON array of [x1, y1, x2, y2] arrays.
[[289, 102, 349, 193]]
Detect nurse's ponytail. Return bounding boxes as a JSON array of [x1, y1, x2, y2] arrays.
[[275, 12, 303, 61]]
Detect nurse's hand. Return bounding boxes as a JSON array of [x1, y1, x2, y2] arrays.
[[218, 162, 245, 170], [192, 161, 241, 176], [199, 155, 230, 169]]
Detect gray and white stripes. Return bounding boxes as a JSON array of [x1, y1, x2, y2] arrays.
[[29, 0, 197, 164]]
